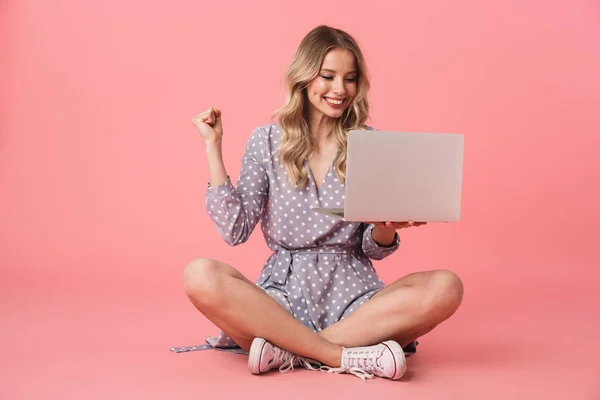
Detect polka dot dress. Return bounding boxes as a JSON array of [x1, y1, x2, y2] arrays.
[[204, 123, 400, 349]]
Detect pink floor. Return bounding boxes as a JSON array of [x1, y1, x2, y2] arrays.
[[2, 258, 598, 399]]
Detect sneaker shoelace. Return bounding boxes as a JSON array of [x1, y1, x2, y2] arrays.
[[270, 346, 293, 371], [320, 348, 390, 381], [274, 348, 321, 373]]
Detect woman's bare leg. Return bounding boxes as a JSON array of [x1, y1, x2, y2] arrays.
[[183, 258, 342, 366], [318, 270, 464, 348]]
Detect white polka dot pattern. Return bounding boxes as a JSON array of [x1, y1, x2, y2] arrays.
[[204, 123, 400, 348]]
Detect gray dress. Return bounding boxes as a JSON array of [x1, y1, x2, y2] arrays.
[[201, 123, 401, 350]]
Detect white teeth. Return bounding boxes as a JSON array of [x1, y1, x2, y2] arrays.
[[325, 97, 344, 105]]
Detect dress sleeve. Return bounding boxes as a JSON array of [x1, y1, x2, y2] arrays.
[[361, 224, 400, 260], [205, 127, 269, 246]]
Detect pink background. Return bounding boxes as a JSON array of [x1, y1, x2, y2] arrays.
[[2, 0, 599, 399]]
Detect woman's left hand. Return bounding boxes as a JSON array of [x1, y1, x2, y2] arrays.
[[368, 221, 427, 233], [365, 221, 426, 246]]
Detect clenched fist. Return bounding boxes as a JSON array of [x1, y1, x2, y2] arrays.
[[192, 108, 223, 144]]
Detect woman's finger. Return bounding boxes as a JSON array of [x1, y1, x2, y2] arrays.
[[192, 108, 216, 123]]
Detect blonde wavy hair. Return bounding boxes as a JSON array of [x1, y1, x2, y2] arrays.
[[274, 25, 371, 188]]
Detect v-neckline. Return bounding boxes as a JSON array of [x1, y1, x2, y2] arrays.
[[305, 160, 331, 192]]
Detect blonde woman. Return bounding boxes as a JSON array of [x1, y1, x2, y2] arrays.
[[186, 25, 464, 381]]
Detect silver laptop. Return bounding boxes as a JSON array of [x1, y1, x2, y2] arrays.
[[312, 130, 464, 222]]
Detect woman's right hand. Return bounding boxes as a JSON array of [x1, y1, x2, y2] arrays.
[[192, 108, 223, 144]]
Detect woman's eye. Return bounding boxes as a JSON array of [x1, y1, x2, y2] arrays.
[[320, 75, 356, 82]]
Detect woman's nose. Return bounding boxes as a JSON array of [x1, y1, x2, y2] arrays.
[[332, 78, 346, 95]]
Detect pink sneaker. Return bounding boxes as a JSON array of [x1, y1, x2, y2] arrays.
[[321, 340, 407, 381], [248, 337, 321, 374]]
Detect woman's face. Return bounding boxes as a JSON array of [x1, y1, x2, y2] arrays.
[[306, 48, 358, 121]]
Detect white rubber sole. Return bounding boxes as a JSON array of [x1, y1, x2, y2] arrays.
[[382, 340, 407, 380], [248, 337, 268, 375]]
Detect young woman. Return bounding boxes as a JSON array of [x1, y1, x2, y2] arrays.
[[186, 25, 463, 381]]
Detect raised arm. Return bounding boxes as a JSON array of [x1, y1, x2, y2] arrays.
[[192, 109, 269, 245]]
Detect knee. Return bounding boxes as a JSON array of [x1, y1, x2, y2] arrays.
[[183, 258, 226, 309], [422, 270, 464, 320]]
